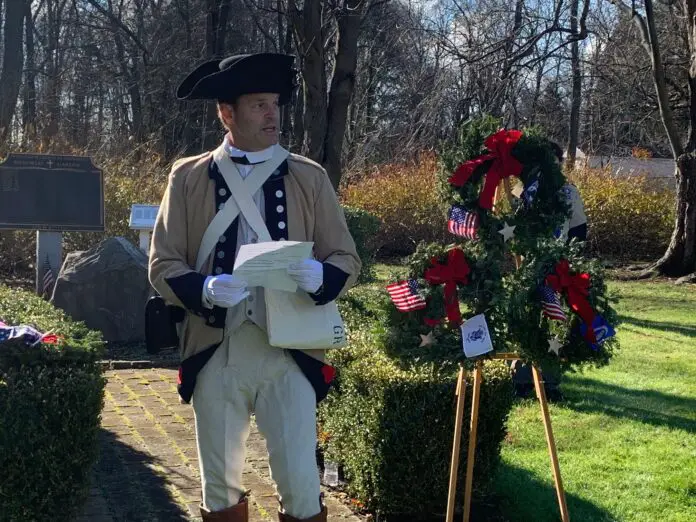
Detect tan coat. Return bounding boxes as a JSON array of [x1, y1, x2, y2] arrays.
[[148, 150, 361, 363]]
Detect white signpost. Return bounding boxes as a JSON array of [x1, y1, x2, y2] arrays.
[[129, 204, 159, 255]]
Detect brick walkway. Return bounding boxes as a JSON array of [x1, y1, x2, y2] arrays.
[[76, 368, 363, 522]]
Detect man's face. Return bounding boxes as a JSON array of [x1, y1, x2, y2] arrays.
[[221, 93, 280, 151]]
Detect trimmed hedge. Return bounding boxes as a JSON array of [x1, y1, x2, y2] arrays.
[[0, 285, 106, 522], [322, 287, 514, 517]]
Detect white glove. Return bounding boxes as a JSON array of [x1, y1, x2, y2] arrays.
[[287, 259, 323, 294], [202, 274, 249, 308]]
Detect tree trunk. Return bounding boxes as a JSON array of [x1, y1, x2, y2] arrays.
[[292, 76, 305, 149], [279, 0, 293, 145], [650, 153, 696, 277], [0, 0, 26, 143], [323, 0, 364, 189], [648, 0, 696, 277], [566, 0, 581, 168], [204, 0, 232, 149], [43, 0, 68, 147], [612, 0, 695, 277], [22, 0, 36, 143], [490, 0, 523, 118], [291, 0, 326, 160]]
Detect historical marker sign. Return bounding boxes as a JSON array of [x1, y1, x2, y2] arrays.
[[129, 204, 159, 231], [129, 204, 160, 254], [0, 153, 104, 231]]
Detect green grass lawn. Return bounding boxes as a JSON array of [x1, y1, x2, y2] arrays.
[[494, 281, 696, 522]]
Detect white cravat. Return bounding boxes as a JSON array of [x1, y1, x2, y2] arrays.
[[223, 138, 275, 179]]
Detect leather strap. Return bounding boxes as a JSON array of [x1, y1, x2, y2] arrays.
[[195, 144, 289, 272]]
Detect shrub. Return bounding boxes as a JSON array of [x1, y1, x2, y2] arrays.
[[323, 287, 514, 517], [342, 206, 381, 283], [568, 165, 675, 260], [341, 152, 449, 257], [0, 285, 106, 522]]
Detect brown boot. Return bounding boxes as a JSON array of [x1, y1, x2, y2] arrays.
[[200, 496, 249, 522], [277, 503, 327, 522]]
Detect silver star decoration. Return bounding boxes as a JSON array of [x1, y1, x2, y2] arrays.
[[498, 222, 516, 242], [419, 331, 436, 347], [547, 337, 563, 356]]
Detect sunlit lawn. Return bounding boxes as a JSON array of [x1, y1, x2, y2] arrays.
[[495, 281, 696, 522]]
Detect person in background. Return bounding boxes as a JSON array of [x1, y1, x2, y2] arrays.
[[549, 141, 588, 245], [511, 140, 589, 401]]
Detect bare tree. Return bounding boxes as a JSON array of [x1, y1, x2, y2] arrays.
[[289, 0, 374, 189], [0, 0, 26, 143], [566, 0, 584, 167], [609, 0, 695, 279]]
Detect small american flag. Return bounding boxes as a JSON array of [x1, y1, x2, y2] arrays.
[[0, 324, 44, 345], [540, 285, 567, 321], [42, 256, 55, 299], [448, 205, 479, 239], [386, 279, 426, 312]]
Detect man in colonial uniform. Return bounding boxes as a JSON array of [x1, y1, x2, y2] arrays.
[[148, 53, 361, 522]]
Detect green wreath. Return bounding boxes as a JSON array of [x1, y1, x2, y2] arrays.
[[382, 118, 619, 373]]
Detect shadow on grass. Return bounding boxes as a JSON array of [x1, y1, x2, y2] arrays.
[[618, 315, 696, 338], [80, 429, 194, 521], [380, 461, 613, 522], [563, 377, 696, 433], [492, 461, 615, 522]]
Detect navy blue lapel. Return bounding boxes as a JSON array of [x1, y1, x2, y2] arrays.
[[199, 158, 289, 328]]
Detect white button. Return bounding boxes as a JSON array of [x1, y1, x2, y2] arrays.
[[218, 235, 226, 243], [217, 251, 225, 259], [275, 190, 283, 198], [215, 267, 223, 274], [278, 221, 286, 230], [276, 205, 284, 213], [218, 188, 227, 196], [208, 316, 216, 323], [218, 202, 225, 210]]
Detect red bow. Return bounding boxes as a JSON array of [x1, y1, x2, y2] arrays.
[[424, 248, 470, 324], [545, 259, 596, 343], [448, 129, 523, 210]]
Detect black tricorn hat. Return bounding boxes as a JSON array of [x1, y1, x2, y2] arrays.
[[176, 53, 297, 105]]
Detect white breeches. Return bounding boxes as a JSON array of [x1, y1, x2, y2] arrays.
[[191, 322, 321, 518]]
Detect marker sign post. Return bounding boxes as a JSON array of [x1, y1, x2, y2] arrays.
[[129, 204, 159, 255], [0, 153, 104, 296]]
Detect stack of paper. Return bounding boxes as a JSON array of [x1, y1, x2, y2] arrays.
[[233, 240, 314, 292]]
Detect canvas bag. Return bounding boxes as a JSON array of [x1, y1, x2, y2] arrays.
[[204, 146, 347, 350]]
